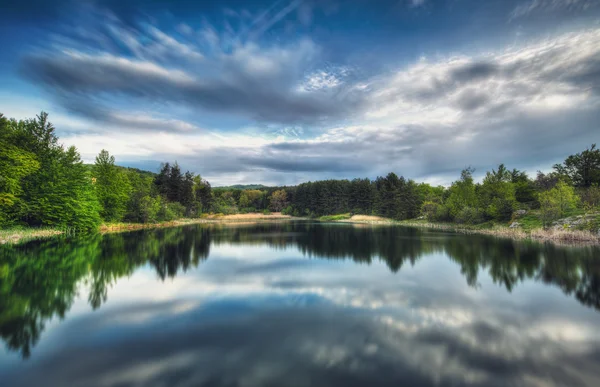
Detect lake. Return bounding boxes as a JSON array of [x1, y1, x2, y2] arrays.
[[1, 221, 600, 387]]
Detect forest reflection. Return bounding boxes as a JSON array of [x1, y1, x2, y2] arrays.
[[1, 221, 599, 358]]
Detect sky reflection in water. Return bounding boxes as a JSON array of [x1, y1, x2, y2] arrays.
[[1, 222, 600, 386]]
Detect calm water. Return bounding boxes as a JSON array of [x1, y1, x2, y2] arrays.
[[1, 222, 600, 387]]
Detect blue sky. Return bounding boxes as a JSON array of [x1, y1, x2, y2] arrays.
[[1, 0, 599, 186]]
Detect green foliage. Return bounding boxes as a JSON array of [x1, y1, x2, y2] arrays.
[[281, 205, 294, 216], [479, 164, 517, 221], [0, 115, 40, 226], [446, 167, 478, 220], [1, 111, 597, 233], [579, 185, 600, 211], [93, 149, 131, 222], [157, 201, 186, 221], [539, 181, 579, 227], [553, 144, 600, 188], [454, 206, 484, 224], [10, 113, 102, 230], [421, 200, 450, 222], [319, 213, 352, 221]]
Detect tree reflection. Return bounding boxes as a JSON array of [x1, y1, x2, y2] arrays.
[[1, 222, 599, 358], [0, 226, 210, 358]]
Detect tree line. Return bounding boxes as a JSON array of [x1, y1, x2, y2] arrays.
[[1, 111, 599, 230]]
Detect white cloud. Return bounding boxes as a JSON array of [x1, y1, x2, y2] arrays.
[[511, 0, 600, 19]]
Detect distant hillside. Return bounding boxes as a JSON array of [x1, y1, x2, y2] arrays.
[[84, 164, 156, 178], [217, 184, 270, 190]]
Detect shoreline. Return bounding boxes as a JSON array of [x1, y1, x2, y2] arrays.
[[99, 213, 298, 234], [2, 213, 599, 246], [0, 213, 298, 245], [333, 217, 600, 245]]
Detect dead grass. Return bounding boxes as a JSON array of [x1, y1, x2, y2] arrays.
[[399, 220, 599, 245], [204, 212, 292, 220], [336, 215, 394, 223], [100, 213, 296, 235], [530, 228, 600, 243], [0, 228, 64, 245]]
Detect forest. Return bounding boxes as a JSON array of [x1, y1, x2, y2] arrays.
[[1, 111, 599, 231]]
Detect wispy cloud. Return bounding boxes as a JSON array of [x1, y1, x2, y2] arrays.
[[510, 0, 600, 19]]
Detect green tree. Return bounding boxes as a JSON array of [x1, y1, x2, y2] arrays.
[[0, 115, 40, 226], [553, 144, 600, 188], [539, 181, 579, 226], [194, 176, 212, 213], [16, 112, 101, 229], [479, 164, 517, 221], [446, 167, 479, 222], [93, 150, 131, 222]]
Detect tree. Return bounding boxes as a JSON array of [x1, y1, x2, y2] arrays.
[[553, 144, 600, 188], [124, 170, 160, 223], [180, 171, 196, 216], [14, 112, 101, 229], [539, 181, 579, 227], [194, 177, 212, 213], [0, 115, 40, 226], [269, 190, 288, 212], [510, 169, 537, 205], [168, 162, 183, 202], [479, 164, 517, 221], [93, 150, 131, 222], [446, 167, 479, 222]]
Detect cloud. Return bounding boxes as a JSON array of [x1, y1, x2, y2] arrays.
[[22, 31, 365, 127], [16, 4, 600, 185], [511, 0, 600, 19]]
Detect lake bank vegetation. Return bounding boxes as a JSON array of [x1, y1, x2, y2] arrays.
[[1, 111, 599, 244]]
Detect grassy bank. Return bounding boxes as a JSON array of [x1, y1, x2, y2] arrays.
[[1, 213, 297, 244], [323, 214, 600, 244], [100, 213, 295, 234], [0, 227, 64, 245], [396, 219, 599, 243]]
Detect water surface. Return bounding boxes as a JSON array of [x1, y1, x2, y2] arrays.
[[1, 222, 600, 386]]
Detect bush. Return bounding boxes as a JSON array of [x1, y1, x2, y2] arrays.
[[486, 198, 516, 221], [454, 206, 483, 224], [281, 205, 294, 216], [157, 202, 185, 221], [262, 209, 272, 215], [421, 201, 451, 222]]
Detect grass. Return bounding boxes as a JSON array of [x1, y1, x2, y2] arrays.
[[513, 213, 543, 231], [100, 213, 297, 234], [319, 213, 353, 221], [0, 227, 64, 245]]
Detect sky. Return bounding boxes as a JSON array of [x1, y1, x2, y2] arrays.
[[0, 0, 599, 186]]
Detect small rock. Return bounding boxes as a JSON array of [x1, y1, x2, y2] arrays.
[[509, 222, 520, 228], [515, 210, 527, 217]]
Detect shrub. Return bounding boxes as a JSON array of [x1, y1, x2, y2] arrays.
[[281, 205, 294, 216], [454, 206, 483, 224], [157, 202, 185, 221], [421, 201, 451, 222]]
